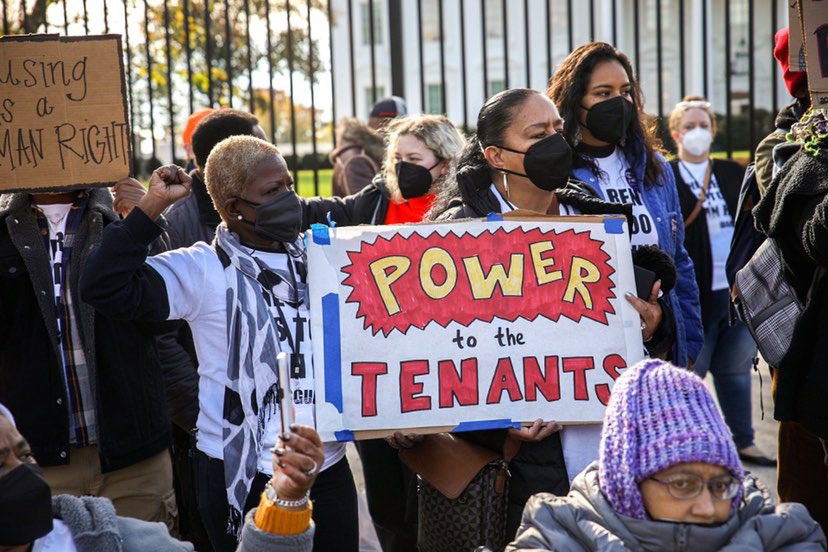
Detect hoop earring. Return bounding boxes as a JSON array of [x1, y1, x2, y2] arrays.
[[502, 171, 510, 202]]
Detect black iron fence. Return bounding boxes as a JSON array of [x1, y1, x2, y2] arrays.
[[5, 0, 792, 194]]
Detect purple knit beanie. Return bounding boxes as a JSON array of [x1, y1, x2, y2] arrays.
[[598, 359, 745, 520]]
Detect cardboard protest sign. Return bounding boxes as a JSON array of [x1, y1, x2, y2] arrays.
[[0, 34, 131, 192], [307, 215, 644, 441], [799, 0, 828, 107], [789, 0, 806, 72]]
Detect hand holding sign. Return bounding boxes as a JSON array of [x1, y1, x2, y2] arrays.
[[624, 280, 663, 342], [271, 424, 325, 501], [137, 165, 191, 220], [508, 419, 562, 443]]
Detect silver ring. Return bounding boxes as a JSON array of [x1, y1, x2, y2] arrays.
[[304, 459, 318, 476]]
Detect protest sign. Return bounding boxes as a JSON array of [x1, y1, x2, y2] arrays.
[[789, 0, 806, 72], [307, 215, 644, 441], [0, 34, 131, 192], [799, 0, 828, 107]]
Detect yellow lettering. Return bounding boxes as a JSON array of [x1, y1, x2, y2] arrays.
[[419, 247, 457, 300], [563, 257, 601, 309], [369, 256, 411, 315], [463, 254, 524, 300], [530, 241, 563, 285]]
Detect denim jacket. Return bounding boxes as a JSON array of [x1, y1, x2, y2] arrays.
[[571, 142, 703, 366]]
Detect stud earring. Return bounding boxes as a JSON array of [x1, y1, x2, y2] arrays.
[[237, 215, 243, 221]]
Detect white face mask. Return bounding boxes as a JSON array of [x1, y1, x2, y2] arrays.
[[681, 127, 713, 157]]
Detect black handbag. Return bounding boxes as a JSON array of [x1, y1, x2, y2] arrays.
[[399, 433, 516, 552]]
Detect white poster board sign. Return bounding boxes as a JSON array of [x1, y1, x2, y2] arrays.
[[307, 215, 644, 441]]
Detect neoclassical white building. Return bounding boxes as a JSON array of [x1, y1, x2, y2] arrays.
[[330, 0, 793, 125]]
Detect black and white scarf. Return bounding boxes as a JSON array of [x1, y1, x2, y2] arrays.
[[213, 224, 307, 534]]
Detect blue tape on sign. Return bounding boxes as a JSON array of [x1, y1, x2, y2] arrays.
[[453, 419, 520, 432], [603, 218, 625, 234], [325, 211, 338, 228], [486, 212, 504, 222], [322, 293, 343, 413], [311, 223, 331, 245], [335, 430, 355, 442]]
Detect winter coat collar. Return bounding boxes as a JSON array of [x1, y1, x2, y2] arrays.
[[0, 187, 118, 222]]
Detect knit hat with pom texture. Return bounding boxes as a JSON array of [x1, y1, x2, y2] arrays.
[[598, 359, 744, 519]]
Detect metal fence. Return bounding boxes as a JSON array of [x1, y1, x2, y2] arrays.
[[5, 0, 793, 194]]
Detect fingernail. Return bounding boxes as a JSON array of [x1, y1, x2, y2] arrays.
[[289, 423, 299, 431], [282, 433, 291, 441], [625, 292, 634, 298], [277, 460, 285, 468], [274, 448, 285, 456]]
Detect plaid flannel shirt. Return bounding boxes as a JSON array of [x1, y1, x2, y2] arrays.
[[35, 193, 97, 446]]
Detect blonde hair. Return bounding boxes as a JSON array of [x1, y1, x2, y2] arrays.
[[669, 95, 718, 136], [382, 115, 467, 199], [204, 135, 284, 221]]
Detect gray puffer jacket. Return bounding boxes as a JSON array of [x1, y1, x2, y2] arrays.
[[507, 463, 826, 551]]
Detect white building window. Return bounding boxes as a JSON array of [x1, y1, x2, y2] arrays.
[[422, 0, 440, 42], [365, 86, 386, 115], [488, 80, 506, 97], [427, 83, 444, 114], [361, 1, 384, 46], [485, 0, 504, 39]]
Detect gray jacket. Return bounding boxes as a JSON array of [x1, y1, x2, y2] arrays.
[[507, 463, 826, 552], [51, 494, 313, 552]]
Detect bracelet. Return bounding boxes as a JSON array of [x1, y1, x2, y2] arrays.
[[264, 478, 310, 509], [255, 491, 313, 535]]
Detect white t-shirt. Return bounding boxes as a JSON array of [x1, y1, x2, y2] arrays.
[[679, 160, 735, 291], [561, 149, 659, 250], [147, 243, 345, 475]]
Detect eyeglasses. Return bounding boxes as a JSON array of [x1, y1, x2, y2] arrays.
[[648, 474, 741, 501]]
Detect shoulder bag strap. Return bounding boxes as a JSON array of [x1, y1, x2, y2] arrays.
[[683, 160, 714, 228]]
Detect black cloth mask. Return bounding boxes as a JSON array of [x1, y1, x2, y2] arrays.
[[236, 191, 303, 244], [581, 96, 635, 145], [495, 133, 574, 191], [395, 160, 440, 199], [0, 463, 53, 545]]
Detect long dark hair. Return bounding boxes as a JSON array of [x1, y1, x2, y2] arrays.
[[547, 42, 664, 186], [455, 88, 541, 190]]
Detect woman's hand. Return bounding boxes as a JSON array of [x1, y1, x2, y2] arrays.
[[508, 419, 561, 443], [137, 165, 191, 219], [385, 432, 424, 449], [270, 424, 325, 502], [112, 177, 147, 219], [625, 279, 664, 342]]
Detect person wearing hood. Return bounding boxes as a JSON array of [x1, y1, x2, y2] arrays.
[[0, 403, 322, 552], [78, 137, 357, 552], [506, 359, 826, 551], [667, 96, 774, 468], [329, 117, 387, 198], [547, 42, 704, 370], [753, 110, 828, 532], [426, 87, 677, 540]]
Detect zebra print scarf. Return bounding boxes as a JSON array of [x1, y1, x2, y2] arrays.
[[213, 224, 307, 535]]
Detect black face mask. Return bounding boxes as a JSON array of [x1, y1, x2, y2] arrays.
[[395, 160, 440, 199], [236, 191, 303, 244], [581, 96, 636, 145], [494, 133, 574, 191], [0, 463, 53, 545]]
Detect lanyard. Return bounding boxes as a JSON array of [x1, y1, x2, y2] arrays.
[[269, 256, 301, 360]]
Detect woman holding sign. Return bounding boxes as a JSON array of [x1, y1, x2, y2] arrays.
[[547, 42, 703, 369], [78, 137, 357, 552], [427, 87, 676, 541]]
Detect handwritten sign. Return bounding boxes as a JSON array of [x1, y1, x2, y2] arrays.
[[307, 215, 644, 441], [0, 34, 131, 192], [799, 0, 828, 107]]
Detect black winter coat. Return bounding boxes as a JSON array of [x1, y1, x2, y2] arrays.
[[754, 147, 828, 438], [301, 175, 391, 227], [670, 158, 743, 325], [0, 189, 171, 472]]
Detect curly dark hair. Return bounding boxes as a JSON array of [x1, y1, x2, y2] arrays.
[[547, 42, 665, 186]]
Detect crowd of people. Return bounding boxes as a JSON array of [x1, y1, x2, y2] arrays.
[[1, 27, 827, 552]]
